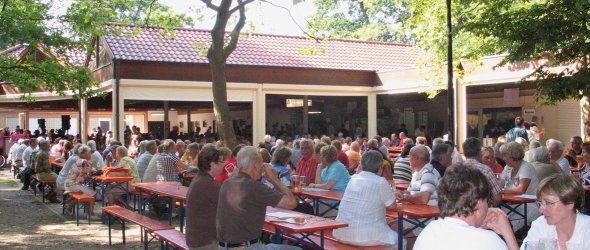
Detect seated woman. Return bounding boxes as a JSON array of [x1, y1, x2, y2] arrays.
[[107, 146, 139, 207], [393, 143, 414, 182], [64, 145, 96, 215], [270, 146, 293, 188], [500, 141, 540, 228], [522, 174, 590, 249], [310, 145, 350, 191], [333, 151, 398, 247], [481, 146, 504, 174], [34, 139, 59, 203], [500, 142, 539, 195]]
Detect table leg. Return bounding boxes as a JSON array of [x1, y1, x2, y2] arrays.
[[140, 189, 145, 214], [313, 199, 319, 215], [398, 212, 403, 250], [179, 201, 185, 233], [168, 197, 173, 225], [125, 182, 129, 205], [522, 203, 528, 227], [101, 183, 106, 207]]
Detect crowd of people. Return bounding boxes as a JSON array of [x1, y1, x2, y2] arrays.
[[2, 114, 590, 249]]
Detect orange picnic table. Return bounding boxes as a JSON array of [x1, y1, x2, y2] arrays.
[[386, 203, 440, 250], [266, 206, 348, 249], [293, 188, 343, 216], [501, 193, 536, 227], [133, 182, 188, 231], [93, 175, 133, 207]]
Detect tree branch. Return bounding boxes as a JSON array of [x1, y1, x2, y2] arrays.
[[2, 0, 8, 12], [223, 0, 248, 59], [259, 0, 320, 42], [200, 0, 220, 11], [229, 0, 256, 14], [143, 0, 157, 26]]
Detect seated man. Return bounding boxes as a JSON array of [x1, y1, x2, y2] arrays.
[[414, 163, 519, 250], [397, 145, 441, 205], [217, 146, 298, 249], [333, 151, 397, 246]]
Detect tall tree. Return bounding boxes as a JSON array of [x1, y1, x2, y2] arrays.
[[200, 0, 256, 149]]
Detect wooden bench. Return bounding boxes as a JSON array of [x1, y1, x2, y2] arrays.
[[101, 205, 174, 249], [31, 174, 56, 203], [152, 229, 188, 250], [262, 224, 392, 250], [63, 192, 96, 226]]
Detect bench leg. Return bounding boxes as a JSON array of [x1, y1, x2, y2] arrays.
[[87, 203, 91, 225], [143, 228, 149, 250], [76, 202, 80, 226], [121, 220, 126, 244], [108, 214, 112, 245], [41, 183, 45, 203]]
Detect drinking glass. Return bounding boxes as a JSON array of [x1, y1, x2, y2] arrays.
[[291, 175, 299, 191], [524, 241, 540, 250], [539, 239, 557, 250], [299, 176, 307, 190]]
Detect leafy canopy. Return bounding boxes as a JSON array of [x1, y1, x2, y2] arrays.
[[0, 0, 194, 102], [463, 0, 590, 105]]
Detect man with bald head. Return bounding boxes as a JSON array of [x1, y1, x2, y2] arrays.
[[396, 145, 441, 205], [217, 146, 298, 249]]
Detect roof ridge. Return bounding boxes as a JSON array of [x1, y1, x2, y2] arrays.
[[0, 44, 28, 56], [105, 22, 415, 47]]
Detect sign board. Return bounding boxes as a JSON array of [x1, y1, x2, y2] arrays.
[[286, 99, 312, 108], [524, 109, 535, 115]]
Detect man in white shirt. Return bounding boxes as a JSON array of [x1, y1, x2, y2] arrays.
[[397, 145, 441, 206], [547, 139, 571, 174], [414, 163, 519, 250], [333, 151, 397, 247], [20, 139, 38, 190]]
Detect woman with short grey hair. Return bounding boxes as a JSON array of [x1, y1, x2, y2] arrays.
[[500, 142, 540, 229], [310, 145, 350, 191]]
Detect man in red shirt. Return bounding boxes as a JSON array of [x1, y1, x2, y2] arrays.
[[295, 138, 317, 183]]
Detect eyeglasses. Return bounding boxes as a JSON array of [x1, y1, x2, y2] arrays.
[[536, 199, 560, 208]]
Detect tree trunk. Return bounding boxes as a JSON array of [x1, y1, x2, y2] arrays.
[[582, 96, 590, 142], [209, 56, 238, 149]]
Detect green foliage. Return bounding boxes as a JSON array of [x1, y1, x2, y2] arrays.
[[0, 0, 195, 102], [307, 0, 411, 42], [463, 0, 590, 105]]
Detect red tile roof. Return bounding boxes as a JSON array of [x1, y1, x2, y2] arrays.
[[0, 44, 28, 57], [0, 43, 87, 66], [104, 24, 419, 71]]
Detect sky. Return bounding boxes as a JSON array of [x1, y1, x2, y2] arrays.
[[160, 0, 317, 36]]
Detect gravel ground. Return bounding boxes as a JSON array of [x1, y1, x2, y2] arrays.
[[0, 168, 165, 250]]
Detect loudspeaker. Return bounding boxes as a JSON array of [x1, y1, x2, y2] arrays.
[[37, 119, 46, 133], [61, 115, 71, 131]]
